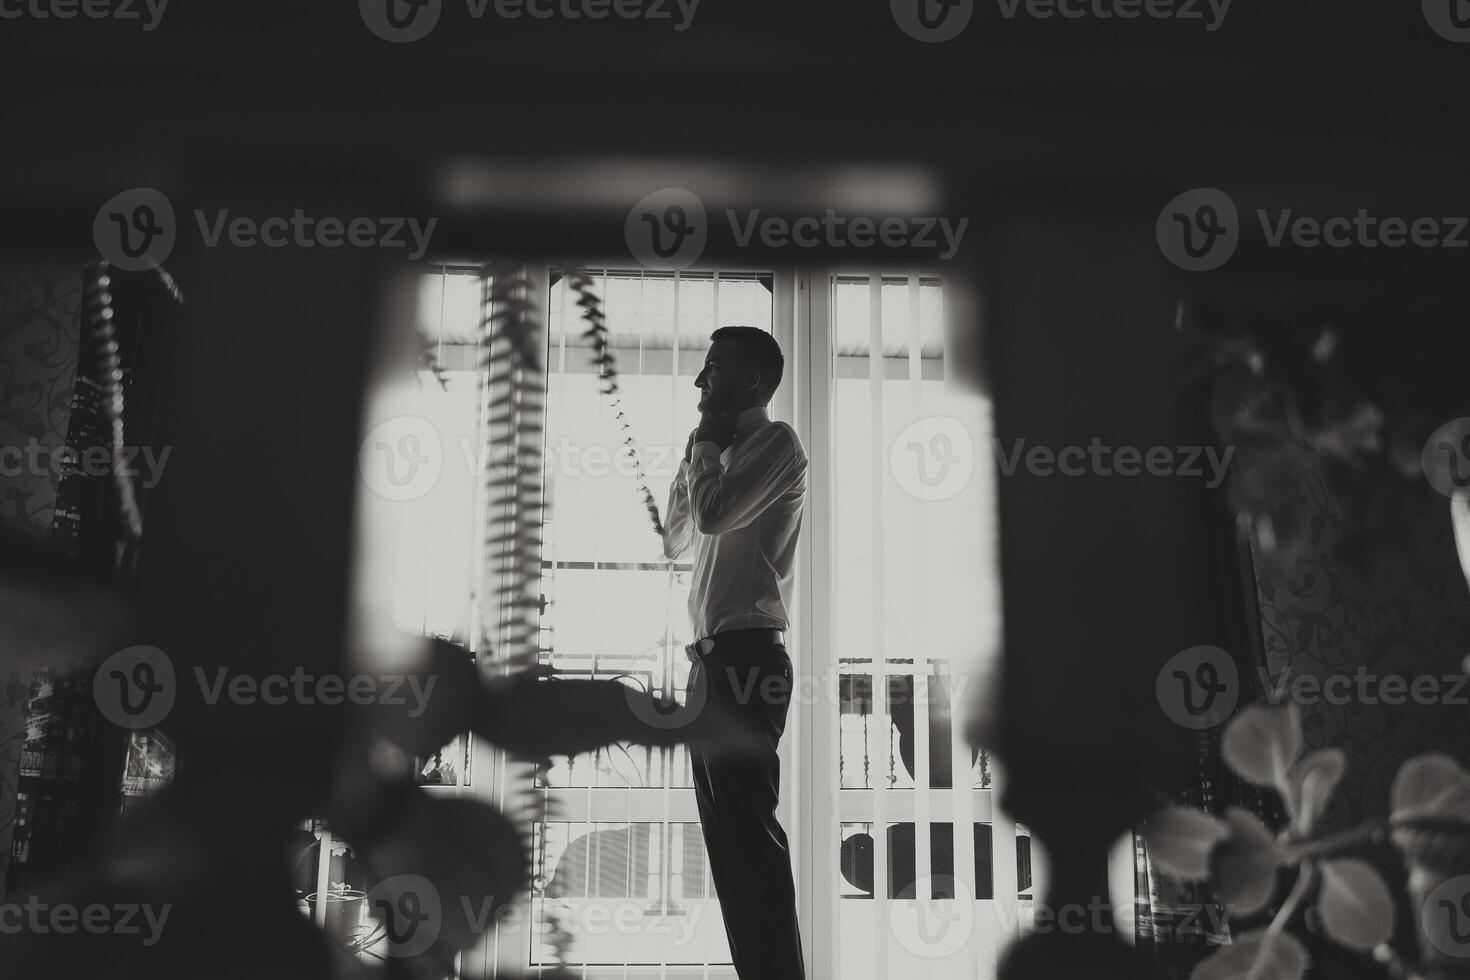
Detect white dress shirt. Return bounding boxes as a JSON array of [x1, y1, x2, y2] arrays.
[[662, 406, 809, 641]]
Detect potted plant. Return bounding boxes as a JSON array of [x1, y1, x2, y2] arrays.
[[308, 881, 368, 948]]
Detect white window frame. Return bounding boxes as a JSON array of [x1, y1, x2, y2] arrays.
[[462, 264, 785, 980], [796, 267, 1024, 980], [456, 263, 1038, 980]]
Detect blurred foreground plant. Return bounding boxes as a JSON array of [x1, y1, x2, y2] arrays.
[[1144, 701, 1470, 980]]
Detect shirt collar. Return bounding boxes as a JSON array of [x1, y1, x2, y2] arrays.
[[735, 406, 770, 436]]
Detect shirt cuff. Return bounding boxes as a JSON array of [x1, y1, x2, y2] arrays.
[[691, 441, 722, 462]]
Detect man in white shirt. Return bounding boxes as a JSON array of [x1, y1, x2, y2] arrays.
[[663, 326, 808, 980]]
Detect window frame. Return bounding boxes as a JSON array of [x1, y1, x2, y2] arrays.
[[459, 263, 1040, 980], [465, 264, 784, 980]]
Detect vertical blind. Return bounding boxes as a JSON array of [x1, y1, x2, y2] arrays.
[[827, 273, 1013, 980]]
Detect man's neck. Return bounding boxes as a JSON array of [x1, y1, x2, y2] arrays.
[[734, 405, 770, 435]]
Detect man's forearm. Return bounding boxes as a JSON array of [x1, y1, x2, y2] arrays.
[[685, 426, 803, 535], [662, 462, 695, 559]]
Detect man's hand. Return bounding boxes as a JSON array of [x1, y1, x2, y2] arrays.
[[684, 427, 698, 462], [695, 405, 738, 452]]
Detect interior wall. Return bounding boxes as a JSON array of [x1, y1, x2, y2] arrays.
[[1251, 479, 1470, 831], [0, 264, 84, 896], [0, 265, 82, 538]]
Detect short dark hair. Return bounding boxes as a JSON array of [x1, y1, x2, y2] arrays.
[[709, 325, 784, 394]]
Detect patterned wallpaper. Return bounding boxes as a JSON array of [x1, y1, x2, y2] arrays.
[[1252, 467, 1470, 831], [0, 264, 83, 897], [0, 677, 26, 898], [0, 265, 82, 536]]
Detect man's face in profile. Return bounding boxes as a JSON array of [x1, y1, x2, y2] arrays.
[[695, 340, 753, 413]]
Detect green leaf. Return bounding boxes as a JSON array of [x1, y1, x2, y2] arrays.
[[1193, 929, 1309, 980], [1315, 858, 1394, 951], [1391, 753, 1470, 825], [1141, 806, 1230, 880], [1212, 807, 1281, 917], [1286, 748, 1346, 835], [1223, 703, 1302, 796]]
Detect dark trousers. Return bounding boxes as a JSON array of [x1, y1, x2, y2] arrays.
[[687, 634, 806, 980]]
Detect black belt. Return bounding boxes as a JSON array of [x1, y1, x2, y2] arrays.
[[684, 627, 785, 662]]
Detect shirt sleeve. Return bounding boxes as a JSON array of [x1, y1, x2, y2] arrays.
[[662, 457, 696, 560], [685, 424, 807, 536]]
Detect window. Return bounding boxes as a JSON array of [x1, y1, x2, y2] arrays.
[[524, 269, 776, 972], [373, 263, 1106, 980]]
